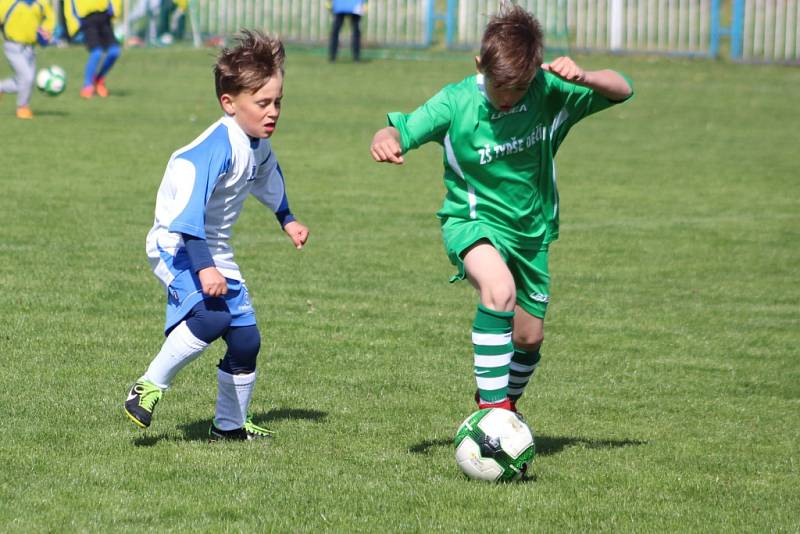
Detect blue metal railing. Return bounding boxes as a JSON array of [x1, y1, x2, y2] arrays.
[[711, 0, 745, 59]]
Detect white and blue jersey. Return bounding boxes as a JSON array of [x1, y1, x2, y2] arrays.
[[146, 114, 294, 289]]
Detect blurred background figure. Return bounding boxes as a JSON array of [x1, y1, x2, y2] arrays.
[[64, 0, 122, 98], [120, 0, 160, 45], [0, 0, 56, 118], [117, 0, 187, 47], [328, 0, 365, 62]]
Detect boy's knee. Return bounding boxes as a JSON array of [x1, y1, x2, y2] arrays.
[[513, 332, 543, 352], [219, 326, 261, 374], [482, 285, 516, 312], [20, 69, 35, 85], [105, 44, 121, 59], [185, 298, 231, 343], [230, 327, 261, 360]]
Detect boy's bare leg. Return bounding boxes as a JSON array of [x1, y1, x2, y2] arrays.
[[463, 241, 515, 312], [463, 241, 515, 408], [512, 306, 543, 351]]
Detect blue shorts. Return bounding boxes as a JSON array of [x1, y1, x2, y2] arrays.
[[164, 270, 256, 334]]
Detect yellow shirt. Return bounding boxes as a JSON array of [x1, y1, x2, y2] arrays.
[[63, 0, 120, 37], [0, 0, 55, 45]]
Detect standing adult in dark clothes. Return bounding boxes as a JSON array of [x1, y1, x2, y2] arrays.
[[329, 0, 366, 62]]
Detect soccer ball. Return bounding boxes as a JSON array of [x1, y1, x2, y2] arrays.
[[36, 65, 67, 96], [454, 408, 535, 482]]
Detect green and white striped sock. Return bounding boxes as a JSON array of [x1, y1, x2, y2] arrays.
[[472, 304, 514, 403], [508, 349, 541, 401]]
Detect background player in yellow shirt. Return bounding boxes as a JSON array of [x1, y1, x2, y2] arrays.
[[0, 0, 55, 118], [63, 0, 122, 98]]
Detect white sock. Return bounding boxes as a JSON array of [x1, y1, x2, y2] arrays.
[[143, 322, 209, 389], [214, 369, 257, 431]]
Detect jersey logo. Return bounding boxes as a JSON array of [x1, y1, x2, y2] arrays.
[[237, 287, 253, 313], [491, 103, 527, 120], [476, 125, 546, 166], [247, 163, 257, 182]]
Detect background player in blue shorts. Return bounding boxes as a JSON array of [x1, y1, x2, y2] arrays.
[[63, 0, 122, 98], [124, 30, 309, 441]]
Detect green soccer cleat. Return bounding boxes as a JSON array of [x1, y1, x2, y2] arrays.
[[208, 416, 275, 442], [124, 379, 163, 428]]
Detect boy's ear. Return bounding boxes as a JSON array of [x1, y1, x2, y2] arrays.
[[474, 56, 482, 74], [220, 93, 236, 115]]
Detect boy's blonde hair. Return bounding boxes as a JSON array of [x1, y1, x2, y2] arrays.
[[479, 4, 543, 88], [214, 29, 285, 99]]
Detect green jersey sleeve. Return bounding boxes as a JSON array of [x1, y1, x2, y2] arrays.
[[547, 71, 634, 152], [387, 86, 453, 153]]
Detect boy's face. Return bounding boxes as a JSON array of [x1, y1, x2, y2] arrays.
[[484, 80, 530, 111], [475, 56, 533, 111], [220, 72, 284, 139]]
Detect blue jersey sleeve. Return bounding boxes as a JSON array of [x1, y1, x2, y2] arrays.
[[167, 125, 233, 238], [181, 233, 215, 272], [250, 149, 296, 228]]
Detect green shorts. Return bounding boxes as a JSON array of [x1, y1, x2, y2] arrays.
[[441, 218, 550, 319]]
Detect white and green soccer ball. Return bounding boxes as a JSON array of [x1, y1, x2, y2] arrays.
[[36, 65, 67, 96], [454, 408, 535, 482]]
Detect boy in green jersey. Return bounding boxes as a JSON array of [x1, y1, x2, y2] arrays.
[[370, 5, 633, 414]]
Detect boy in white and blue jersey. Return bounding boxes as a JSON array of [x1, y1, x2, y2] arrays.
[[124, 30, 309, 441]]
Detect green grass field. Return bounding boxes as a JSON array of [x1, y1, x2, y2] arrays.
[[1, 45, 798, 531]]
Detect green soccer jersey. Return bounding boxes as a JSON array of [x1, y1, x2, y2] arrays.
[[388, 70, 631, 246]]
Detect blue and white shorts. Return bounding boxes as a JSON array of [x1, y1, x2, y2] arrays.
[[163, 270, 256, 334]]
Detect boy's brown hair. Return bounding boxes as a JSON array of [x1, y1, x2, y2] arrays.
[[479, 4, 543, 88], [214, 29, 285, 99]]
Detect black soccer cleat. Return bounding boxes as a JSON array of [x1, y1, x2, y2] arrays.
[[208, 416, 274, 442], [124, 379, 163, 429]]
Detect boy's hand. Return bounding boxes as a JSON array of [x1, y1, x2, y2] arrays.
[[543, 58, 632, 101], [541, 56, 586, 84], [284, 220, 309, 249], [370, 127, 404, 164], [198, 266, 228, 297], [37, 28, 52, 45]]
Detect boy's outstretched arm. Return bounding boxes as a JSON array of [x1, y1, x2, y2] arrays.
[[542, 56, 632, 101], [370, 127, 405, 164], [249, 156, 309, 250]]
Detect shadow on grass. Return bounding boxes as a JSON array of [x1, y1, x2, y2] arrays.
[[408, 438, 453, 454], [132, 432, 172, 447], [535, 435, 647, 456], [132, 407, 327, 446], [409, 435, 647, 456], [33, 110, 70, 117]]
